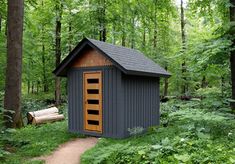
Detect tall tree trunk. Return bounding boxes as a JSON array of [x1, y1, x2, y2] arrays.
[[42, 42, 48, 92], [27, 55, 31, 94], [230, 0, 235, 111], [164, 66, 169, 97], [41, 0, 48, 92], [180, 0, 187, 96], [112, 21, 116, 44], [68, 9, 72, 53], [0, 14, 2, 32], [121, 2, 126, 46], [27, 80, 30, 94], [142, 16, 146, 49], [5, 18, 7, 36], [153, 0, 157, 49], [201, 76, 208, 88], [68, 22, 72, 52], [31, 82, 34, 94], [4, 0, 24, 128], [131, 10, 135, 49], [36, 81, 40, 93], [98, 0, 106, 42], [221, 76, 224, 97], [55, 1, 62, 106]]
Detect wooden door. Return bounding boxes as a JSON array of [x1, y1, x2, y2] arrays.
[[83, 71, 102, 133]]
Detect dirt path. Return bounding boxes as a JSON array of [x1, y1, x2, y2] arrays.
[[35, 137, 98, 164]]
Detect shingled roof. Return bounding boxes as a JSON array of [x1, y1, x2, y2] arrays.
[[53, 38, 170, 77]]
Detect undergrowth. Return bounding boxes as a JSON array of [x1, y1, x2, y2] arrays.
[[1, 121, 77, 164], [81, 99, 235, 164], [0, 94, 76, 164]]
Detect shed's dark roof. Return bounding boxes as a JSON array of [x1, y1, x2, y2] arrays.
[[53, 38, 170, 77]]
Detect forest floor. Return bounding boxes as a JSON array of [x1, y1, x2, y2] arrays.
[[81, 99, 235, 163], [34, 137, 98, 164], [1, 94, 235, 163]]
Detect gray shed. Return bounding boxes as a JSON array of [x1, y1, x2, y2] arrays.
[[53, 38, 170, 138]]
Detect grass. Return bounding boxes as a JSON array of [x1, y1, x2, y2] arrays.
[[1, 89, 235, 163], [2, 121, 77, 164], [0, 93, 75, 164], [81, 100, 235, 164]]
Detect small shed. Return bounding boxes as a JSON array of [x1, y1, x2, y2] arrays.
[[53, 38, 170, 138]]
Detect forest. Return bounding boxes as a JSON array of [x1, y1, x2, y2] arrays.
[[0, 0, 235, 163]]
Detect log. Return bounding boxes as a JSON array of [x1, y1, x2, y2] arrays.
[[27, 107, 59, 124], [32, 114, 64, 125]]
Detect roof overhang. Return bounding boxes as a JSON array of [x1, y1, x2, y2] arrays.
[[53, 37, 171, 78]]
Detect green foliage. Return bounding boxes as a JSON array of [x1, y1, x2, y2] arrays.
[[0, 0, 233, 98], [0, 109, 12, 161], [2, 121, 77, 164], [0, 92, 76, 163], [81, 100, 235, 164]]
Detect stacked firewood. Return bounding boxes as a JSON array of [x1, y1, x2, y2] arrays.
[[27, 107, 64, 125]]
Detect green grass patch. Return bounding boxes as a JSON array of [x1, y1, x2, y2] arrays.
[[81, 100, 235, 164], [2, 121, 77, 164]]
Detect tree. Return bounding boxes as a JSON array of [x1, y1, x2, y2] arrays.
[[55, 0, 63, 106], [4, 0, 24, 128], [98, 0, 106, 42], [180, 0, 187, 96], [230, 0, 235, 111]]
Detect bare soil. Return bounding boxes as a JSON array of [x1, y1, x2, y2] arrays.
[[34, 137, 98, 164]]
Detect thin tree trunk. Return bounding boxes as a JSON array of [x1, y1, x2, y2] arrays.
[[55, 1, 62, 106], [68, 22, 72, 52], [42, 42, 48, 92], [131, 11, 135, 49], [31, 82, 34, 94], [221, 76, 224, 97], [112, 22, 116, 44], [230, 0, 235, 111], [181, 0, 186, 49], [201, 76, 208, 88], [41, 0, 48, 92], [182, 61, 186, 94], [164, 66, 169, 97], [0, 15, 2, 32], [4, 0, 24, 128], [121, 2, 126, 46], [5, 18, 7, 36], [27, 80, 30, 94], [142, 16, 146, 49], [37, 81, 40, 93], [153, 1, 157, 49], [180, 0, 187, 96], [27, 56, 30, 94], [98, 0, 106, 42], [68, 9, 72, 53]]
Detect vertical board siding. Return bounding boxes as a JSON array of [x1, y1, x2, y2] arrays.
[[68, 70, 83, 132], [67, 66, 124, 138], [123, 75, 159, 136]]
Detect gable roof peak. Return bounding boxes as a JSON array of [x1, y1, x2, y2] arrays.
[[54, 37, 171, 78]]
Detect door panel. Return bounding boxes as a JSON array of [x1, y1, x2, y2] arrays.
[[83, 71, 102, 132]]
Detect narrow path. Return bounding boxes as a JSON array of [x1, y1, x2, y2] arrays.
[[35, 137, 98, 164]]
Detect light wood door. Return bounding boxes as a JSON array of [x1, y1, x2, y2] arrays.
[[83, 71, 102, 133]]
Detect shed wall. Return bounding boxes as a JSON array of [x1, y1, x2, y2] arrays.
[[67, 66, 125, 138], [123, 75, 160, 136]]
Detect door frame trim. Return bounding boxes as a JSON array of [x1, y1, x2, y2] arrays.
[[83, 71, 103, 133]]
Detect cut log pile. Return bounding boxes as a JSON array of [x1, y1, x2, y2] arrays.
[[27, 107, 65, 125]]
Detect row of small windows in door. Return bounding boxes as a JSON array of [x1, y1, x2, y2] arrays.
[[86, 77, 100, 126]]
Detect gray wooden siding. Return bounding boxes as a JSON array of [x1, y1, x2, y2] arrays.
[[67, 66, 124, 138], [123, 75, 159, 136]]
